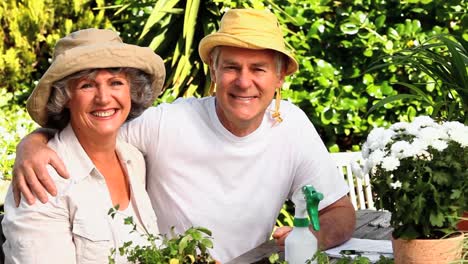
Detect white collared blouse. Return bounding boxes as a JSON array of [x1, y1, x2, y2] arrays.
[[2, 124, 159, 264]]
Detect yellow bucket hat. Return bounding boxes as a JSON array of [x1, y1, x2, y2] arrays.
[[26, 28, 166, 127], [198, 8, 298, 75]]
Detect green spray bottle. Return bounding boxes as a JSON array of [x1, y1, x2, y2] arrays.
[[285, 185, 323, 264]]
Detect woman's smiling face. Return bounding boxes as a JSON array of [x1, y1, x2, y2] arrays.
[[66, 69, 131, 139]]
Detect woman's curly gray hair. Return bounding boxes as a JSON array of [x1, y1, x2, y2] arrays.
[[46, 68, 154, 130]]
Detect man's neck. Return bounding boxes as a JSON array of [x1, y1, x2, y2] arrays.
[[215, 105, 263, 137]]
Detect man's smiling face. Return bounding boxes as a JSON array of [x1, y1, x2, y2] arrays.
[[211, 46, 285, 136]]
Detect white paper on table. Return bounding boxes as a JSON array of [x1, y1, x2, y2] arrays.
[[324, 238, 393, 263]]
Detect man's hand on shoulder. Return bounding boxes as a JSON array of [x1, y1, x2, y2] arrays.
[[12, 128, 69, 206]]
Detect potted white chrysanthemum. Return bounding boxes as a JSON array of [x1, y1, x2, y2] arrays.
[[355, 116, 467, 263]]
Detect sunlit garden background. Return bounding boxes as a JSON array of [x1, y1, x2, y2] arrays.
[[0, 0, 466, 211]]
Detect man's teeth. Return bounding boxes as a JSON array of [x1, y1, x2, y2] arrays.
[[92, 109, 115, 117], [234, 96, 255, 100]]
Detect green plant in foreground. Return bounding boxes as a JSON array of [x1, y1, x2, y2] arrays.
[[108, 206, 216, 264], [356, 116, 468, 239], [268, 251, 394, 264]]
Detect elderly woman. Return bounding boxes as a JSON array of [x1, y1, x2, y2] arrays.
[[2, 28, 165, 263]]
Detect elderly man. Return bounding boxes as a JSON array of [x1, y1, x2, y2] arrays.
[[12, 9, 355, 262]]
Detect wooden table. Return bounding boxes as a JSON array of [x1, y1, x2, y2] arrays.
[[226, 210, 393, 264]]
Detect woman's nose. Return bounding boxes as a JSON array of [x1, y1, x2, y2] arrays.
[[95, 86, 111, 104]]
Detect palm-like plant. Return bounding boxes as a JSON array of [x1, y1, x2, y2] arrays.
[[104, 0, 299, 103], [367, 34, 468, 124], [104, 0, 224, 102]]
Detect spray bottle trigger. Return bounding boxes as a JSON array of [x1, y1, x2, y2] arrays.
[[302, 185, 323, 231]]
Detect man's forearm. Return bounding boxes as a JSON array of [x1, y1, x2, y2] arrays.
[[13, 127, 62, 205], [17, 128, 57, 151], [314, 196, 356, 250]]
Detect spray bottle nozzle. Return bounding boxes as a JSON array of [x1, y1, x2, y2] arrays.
[[302, 185, 323, 231]]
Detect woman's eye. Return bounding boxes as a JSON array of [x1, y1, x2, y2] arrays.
[[79, 83, 93, 89], [111, 80, 124, 86]]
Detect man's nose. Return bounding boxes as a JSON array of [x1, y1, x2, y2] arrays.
[[235, 69, 253, 89]]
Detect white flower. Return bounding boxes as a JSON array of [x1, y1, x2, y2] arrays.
[[361, 144, 370, 159], [390, 140, 412, 159], [365, 149, 386, 173], [351, 162, 364, 179], [390, 180, 402, 189], [405, 123, 420, 136], [365, 127, 395, 151], [429, 140, 448, 151], [412, 115, 437, 128], [443, 122, 468, 147], [390, 121, 409, 131], [442, 120, 464, 132], [417, 126, 448, 143], [381, 156, 400, 171], [410, 139, 429, 156], [450, 129, 468, 147]]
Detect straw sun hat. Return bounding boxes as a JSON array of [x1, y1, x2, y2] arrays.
[[26, 28, 166, 127], [198, 8, 298, 76]]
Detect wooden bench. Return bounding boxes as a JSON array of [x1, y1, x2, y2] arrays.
[[330, 152, 375, 210]]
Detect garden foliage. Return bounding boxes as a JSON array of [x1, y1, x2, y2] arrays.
[[0, 0, 467, 227], [1, 0, 467, 151], [0, 0, 112, 104], [108, 206, 216, 264]]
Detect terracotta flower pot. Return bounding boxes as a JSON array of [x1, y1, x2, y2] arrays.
[[457, 211, 468, 231], [392, 233, 464, 264]]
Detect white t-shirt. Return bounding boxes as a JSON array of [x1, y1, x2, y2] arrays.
[[120, 97, 349, 262]]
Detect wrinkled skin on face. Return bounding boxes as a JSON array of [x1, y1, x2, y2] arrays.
[[210, 46, 285, 137]]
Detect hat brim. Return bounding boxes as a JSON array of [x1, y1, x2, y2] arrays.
[[199, 33, 298, 76], [27, 43, 165, 127]]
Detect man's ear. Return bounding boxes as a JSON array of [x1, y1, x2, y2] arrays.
[[276, 72, 286, 88], [209, 59, 217, 83]]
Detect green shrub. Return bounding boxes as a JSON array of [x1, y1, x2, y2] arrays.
[[0, 0, 112, 104], [0, 91, 38, 182]]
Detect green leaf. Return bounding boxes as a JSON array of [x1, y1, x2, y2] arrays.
[[375, 15, 386, 28], [178, 235, 191, 254], [450, 189, 461, 199], [195, 227, 212, 236], [340, 22, 359, 35], [124, 216, 134, 225], [201, 238, 213, 249], [367, 94, 421, 116], [139, 0, 181, 40], [429, 212, 444, 227]]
